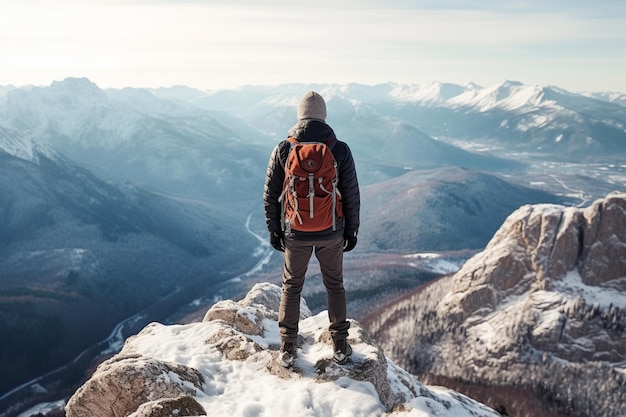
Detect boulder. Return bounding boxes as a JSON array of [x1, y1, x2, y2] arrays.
[[202, 282, 312, 335], [65, 354, 204, 417]]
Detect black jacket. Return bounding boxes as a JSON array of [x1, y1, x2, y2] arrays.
[[263, 120, 360, 241]]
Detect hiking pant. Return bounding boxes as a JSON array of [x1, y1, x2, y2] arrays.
[[279, 236, 350, 344]]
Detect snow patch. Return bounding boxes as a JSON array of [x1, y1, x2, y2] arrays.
[[404, 253, 463, 274], [554, 269, 626, 309], [17, 400, 66, 417], [0, 129, 56, 163]]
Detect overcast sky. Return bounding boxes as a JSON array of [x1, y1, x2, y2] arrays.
[[1, 0, 625, 92]]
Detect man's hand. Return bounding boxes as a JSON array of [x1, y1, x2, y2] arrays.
[[343, 229, 357, 252], [270, 232, 284, 252]]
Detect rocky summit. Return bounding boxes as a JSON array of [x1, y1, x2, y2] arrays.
[[65, 283, 501, 417], [367, 192, 626, 417]]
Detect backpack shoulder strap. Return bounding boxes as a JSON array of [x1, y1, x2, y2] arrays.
[[325, 137, 338, 151]]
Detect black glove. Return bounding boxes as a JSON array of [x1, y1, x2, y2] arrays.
[[270, 232, 284, 252], [343, 229, 357, 252]]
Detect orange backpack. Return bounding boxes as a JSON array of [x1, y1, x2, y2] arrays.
[[279, 137, 343, 233]]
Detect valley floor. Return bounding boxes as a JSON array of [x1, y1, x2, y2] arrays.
[[440, 138, 626, 205]]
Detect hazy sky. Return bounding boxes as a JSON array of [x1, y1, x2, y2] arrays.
[[1, 0, 625, 92]]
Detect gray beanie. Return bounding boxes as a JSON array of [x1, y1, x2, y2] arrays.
[[297, 91, 327, 122]]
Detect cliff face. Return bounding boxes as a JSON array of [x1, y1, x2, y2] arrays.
[[449, 189, 626, 296], [367, 192, 626, 417], [442, 191, 626, 364], [65, 283, 500, 417]]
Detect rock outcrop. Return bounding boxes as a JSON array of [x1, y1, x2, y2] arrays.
[[65, 355, 205, 417], [367, 192, 626, 417], [441, 191, 626, 364], [66, 282, 500, 417]]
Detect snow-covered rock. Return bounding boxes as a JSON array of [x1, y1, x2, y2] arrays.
[[65, 282, 500, 417], [65, 355, 204, 417], [368, 192, 626, 417]]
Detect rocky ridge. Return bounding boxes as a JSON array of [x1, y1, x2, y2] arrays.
[[367, 192, 626, 417], [65, 283, 500, 417]]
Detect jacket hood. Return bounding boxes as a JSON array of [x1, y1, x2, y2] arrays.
[[288, 120, 336, 143]]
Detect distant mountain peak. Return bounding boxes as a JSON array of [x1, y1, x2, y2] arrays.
[[51, 76, 100, 90], [500, 79, 524, 87], [48, 77, 108, 107], [447, 80, 552, 111], [463, 81, 483, 90], [386, 81, 467, 104]]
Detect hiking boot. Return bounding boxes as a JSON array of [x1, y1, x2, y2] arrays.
[[332, 339, 352, 365], [279, 341, 296, 368]]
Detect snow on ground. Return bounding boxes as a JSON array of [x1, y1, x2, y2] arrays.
[[125, 314, 384, 416], [17, 400, 66, 417], [404, 253, 463, 274], [116, 309, 499, 417]]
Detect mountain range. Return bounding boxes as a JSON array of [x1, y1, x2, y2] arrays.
[[158, 80, 626, 161], [0, 78, 271, 204], [0, 77, 624, 416]]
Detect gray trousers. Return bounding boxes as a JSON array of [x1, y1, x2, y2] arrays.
[[279, 236, 350, 344]]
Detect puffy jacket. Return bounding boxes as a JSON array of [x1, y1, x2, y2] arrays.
[[263, 120, 360, 241]]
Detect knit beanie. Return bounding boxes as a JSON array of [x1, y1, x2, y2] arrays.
[[297, 91, 327, 122]]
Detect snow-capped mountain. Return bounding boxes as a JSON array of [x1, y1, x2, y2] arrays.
[[62, 283, 501, 417], [175, 80, 626, 160], [386, 80, 626, 157], [182, 86, 524, 187], [0, 78, 272, 203], [582, 91, 626, 107], [4, 77, 623, 200], [365, 192, 626, 417], [323, 96, 518, 174], [386, 81, 468, 105]]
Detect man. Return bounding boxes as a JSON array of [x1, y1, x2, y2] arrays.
[[263, 91, 360, 367]]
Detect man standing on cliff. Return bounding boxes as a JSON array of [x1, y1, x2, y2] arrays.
[[263, 91, 360, 367]]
